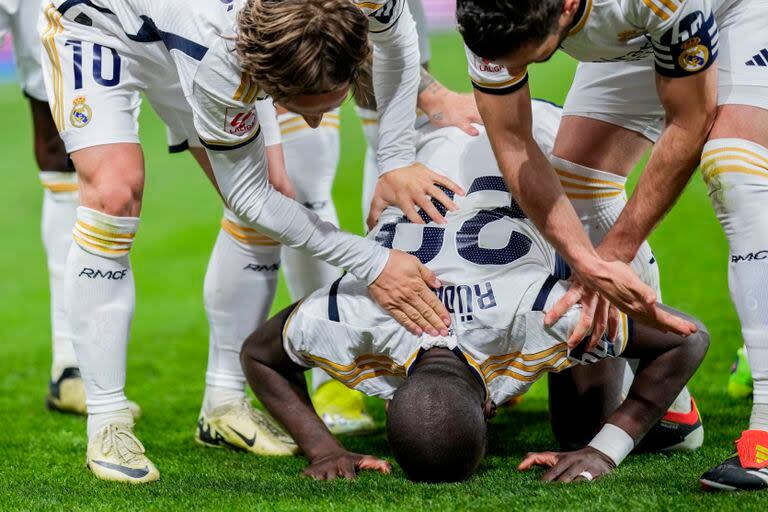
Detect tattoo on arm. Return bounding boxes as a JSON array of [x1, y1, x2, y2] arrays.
[[418, 66, 438, 95]]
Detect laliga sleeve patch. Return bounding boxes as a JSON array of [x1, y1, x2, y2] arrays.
[[653, 10, 718, 77], [224, 107, 257, 137]]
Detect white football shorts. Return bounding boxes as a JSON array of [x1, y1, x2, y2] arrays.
[[563, 0, 768, 142], [37, 3, 199, 153], [1, 0, 46, 101]]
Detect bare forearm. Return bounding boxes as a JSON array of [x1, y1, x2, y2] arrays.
[[602, 123, 707, 261], [495, 138, 599, 276], [245, 360, 343, 460], [608, 319, 709, 441], [603, 69, 717, 261]]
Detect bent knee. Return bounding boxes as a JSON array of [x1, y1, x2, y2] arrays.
[[77, 177, 142, 217], [685, 321, 710, 362]]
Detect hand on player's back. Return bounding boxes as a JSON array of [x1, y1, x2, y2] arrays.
[[545, 259, 697, 340], [304, 451, 391, 480], [426, 91, 483, 136], [367, 162, 465, 229], [369, 250, 451, 337]]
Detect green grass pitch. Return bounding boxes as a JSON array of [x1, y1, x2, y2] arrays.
[[2, 32, 767, 511]]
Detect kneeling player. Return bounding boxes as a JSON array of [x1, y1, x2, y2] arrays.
[[241, 102, 709, 482]]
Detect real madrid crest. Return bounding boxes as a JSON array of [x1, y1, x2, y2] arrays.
[[678, 37, 709, 73], [70, 96, 92, 129]]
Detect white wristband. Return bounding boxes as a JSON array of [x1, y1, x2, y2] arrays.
[[587, 423, 634, 467]]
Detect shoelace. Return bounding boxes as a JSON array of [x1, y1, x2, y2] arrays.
[[236, 400, 295, 443], [99, 424, 145, 465]]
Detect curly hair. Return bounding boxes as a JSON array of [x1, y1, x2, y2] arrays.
[[236, 0, 371, 103], [457, 0, 563, 61]]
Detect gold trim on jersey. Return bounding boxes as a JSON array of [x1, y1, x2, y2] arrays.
[[472, 70, 527, 90], [199, 126, 261, 150], [281, 298, 306, 349], [354, 1, 387, 10], [641, 0, 680, 21], [221, 218, 280, 246], [568, 0, 593, 37], [304, 352, 407, 388], [233, 72, 261, 104], [41, 5, 65, 132], [486, 358, 573, 384], [279, 113, 341, 135]]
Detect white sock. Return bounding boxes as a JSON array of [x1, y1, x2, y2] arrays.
[[67, 207, 138, 440], [751, 403, 768, 432], [550, 156, 691, 411], [40, 171, 79, 379], [278, 109, 342, 300], [356, 107, 379, 223], [702, 139, 768, 411], [89, 408, 134, 436], [202, 210, 281, 415]]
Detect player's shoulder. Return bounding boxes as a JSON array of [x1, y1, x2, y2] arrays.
[[620, 0, 714, 28]]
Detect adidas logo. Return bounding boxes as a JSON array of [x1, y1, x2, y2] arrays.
[[757, 444, 768, 464], [746, 48, 768, 66]]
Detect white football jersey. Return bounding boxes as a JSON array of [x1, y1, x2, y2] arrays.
[[47, 0, 420, 285], [283, 101, 631, 406], [467, 0, 734, 94], [51, 0, 412, 156]]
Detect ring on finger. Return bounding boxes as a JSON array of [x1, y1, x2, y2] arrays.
[[578, 470, 593, 482]]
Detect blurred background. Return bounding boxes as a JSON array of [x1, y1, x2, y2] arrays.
[[0, 3, 760, 510]]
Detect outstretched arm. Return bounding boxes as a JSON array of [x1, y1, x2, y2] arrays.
[[475, 85, 695, 338], [240, 306, 391, 480], [520, 305, 709, 482]]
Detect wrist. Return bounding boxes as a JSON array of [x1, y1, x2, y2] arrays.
[[598, 232, 639, 264], [306, 443, 346, 463], [588, 423, 635, 467]]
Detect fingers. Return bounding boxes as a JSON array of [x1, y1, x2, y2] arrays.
[[338, 460, 358, 480], [428, 185, 459, 213], [566, 292, 597, 349], [357, 456, 392, 474], [401, 201, 426, 225], [367, 198, 385, 231], [546, 459, 584, 483], [430, 172, 466, 197], [457, 121, 480, 136], [607, 305, 620, 341], [390, 308, 423, 336], [544, 285, 582, 327], [415, 195, 447, 225], [417, 266, 451, 329], [418, 263, 443, 293], [586, 297, 610, 352], [400, 301, 439, 337], [517, 452, 559, 471], [649, 305, 698, 336]]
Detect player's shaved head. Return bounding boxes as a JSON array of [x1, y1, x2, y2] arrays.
[[387, 348, 487, 483]]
